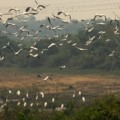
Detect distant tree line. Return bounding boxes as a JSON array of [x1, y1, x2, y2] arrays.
[[0, 19, 120, 71]]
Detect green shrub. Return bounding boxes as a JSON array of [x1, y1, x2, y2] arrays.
[[0, 95, 119, 120]]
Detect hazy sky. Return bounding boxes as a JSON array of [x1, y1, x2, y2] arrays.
[[0, 0, 120, 20]]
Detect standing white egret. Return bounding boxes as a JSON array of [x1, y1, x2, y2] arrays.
[[82, 97, 85, 102], [36, 93, 39, 100], [78, 91, 82, 96], [8, 90, 12, 94], [23, 102, 27, 107], [72, 92, 76, 98], [61, 104, 64, 109], [17, 101, 21, 106], [30, 103, 34, 107], [52, 98, 55, 103], [40, 92, 44, 98], [22, 98, 25, 101], [26, 90, 29, 98], [44, 102, 47, 107], [16, 90, 21, 96]]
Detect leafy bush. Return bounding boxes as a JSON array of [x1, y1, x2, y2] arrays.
[[0, 95, 119, 120]]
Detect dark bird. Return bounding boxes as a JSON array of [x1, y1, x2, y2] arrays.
[[35, 0, 39, 5], [57, 11, 71, 19], [93, 14, 107, 21], [47, 17, 53, 26], [52, 14, 62, 20], [26, 4, 49, 12], [26, 7, 31, 12], [8, 8, 20, 13], [37, 5, 46, 9]]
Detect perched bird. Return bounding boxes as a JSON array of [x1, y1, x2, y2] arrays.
[[26, 90, 29, 98], [82, 97, 85, 102], [44, 102, 47, 107], [22, 98, 25, 101], [72, 93, 75, 98], [17, 101, 21, 106], [36, 93, 39, 100], [61, 104, 65, 109], [52, 98, 55, 103], [30, 103, 34, 107], [78, 91, 82, 96], [23, 102, 27, 107], [16, 90, 21, 96], [8, 90, 12, 94], [40, 92, 44, 98]]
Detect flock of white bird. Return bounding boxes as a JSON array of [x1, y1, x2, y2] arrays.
[[0, 0, 119, 111], [0, 89, 85, 111], [0, 0, 118, 61], [0, 0, 89, 62]]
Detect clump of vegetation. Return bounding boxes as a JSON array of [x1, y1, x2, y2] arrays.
[[0, 95, 119, 120]]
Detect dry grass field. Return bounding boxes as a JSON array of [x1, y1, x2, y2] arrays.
[[0, 68, 120, 97], [0, 68, 119, 107]]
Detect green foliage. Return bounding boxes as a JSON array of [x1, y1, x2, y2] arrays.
[[0, 95, 119, 120]]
